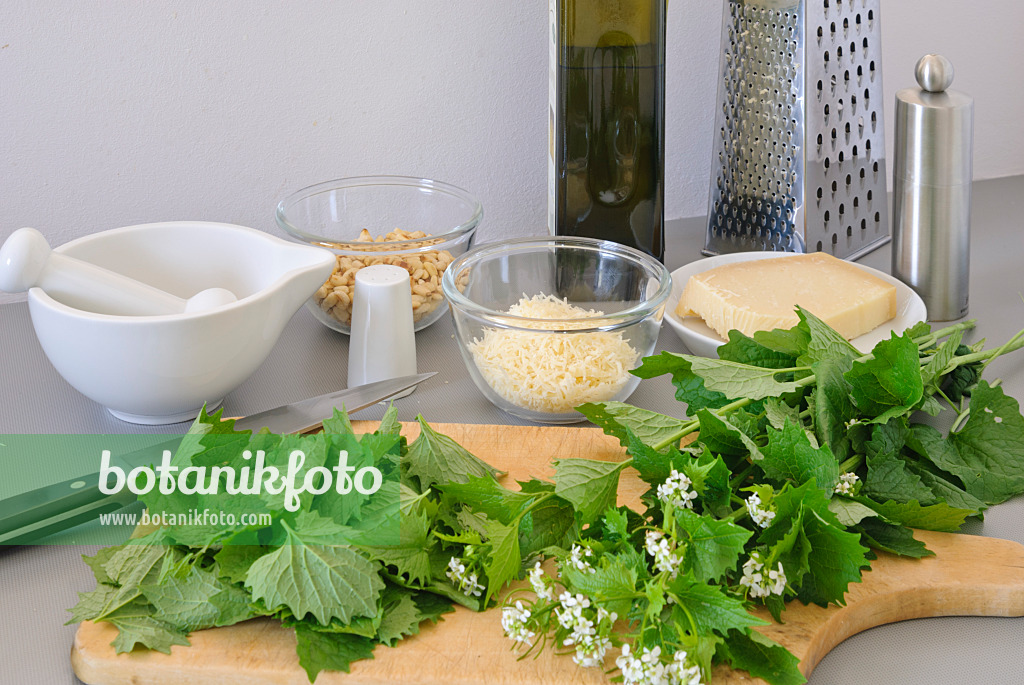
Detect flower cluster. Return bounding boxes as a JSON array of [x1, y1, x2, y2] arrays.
[[555, 592, 616, 667], [528, 561, 554, 601], [745, 491, 776, 528], [738, 551, 787, 599], [616, 643, 704, 685], [834, 471, 860, 496], [501, 600, 535, 645], [645, 530, 683, 579], [445, 554, 484, 597], [564, 543, 596, 574], [656, 469, 699, 510]]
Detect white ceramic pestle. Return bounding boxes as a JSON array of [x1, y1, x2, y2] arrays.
[[0, 227, 237, 315]]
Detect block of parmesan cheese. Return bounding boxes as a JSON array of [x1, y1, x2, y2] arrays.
[[675, 253, 898, 340]]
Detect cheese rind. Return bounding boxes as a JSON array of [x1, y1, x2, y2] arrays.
[[676, 253, 898, 340]]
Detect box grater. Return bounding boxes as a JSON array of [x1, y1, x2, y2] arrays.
[[704, 0, 889, 259]]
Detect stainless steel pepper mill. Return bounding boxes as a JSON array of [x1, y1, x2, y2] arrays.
[[892, 54, 974, 321]]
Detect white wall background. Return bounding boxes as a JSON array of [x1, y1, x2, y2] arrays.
[[2, 1, 1022, 303]]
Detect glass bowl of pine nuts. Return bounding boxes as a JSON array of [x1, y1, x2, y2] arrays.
[[275, 176, 482, 334]]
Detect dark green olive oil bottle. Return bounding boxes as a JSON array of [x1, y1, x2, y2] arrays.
[[548, 0, 666, 262]]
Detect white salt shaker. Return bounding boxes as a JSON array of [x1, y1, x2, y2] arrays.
[[348, 264, 418, 398]]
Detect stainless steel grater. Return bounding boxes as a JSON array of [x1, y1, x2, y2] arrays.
[[704, 0, 889, 259]]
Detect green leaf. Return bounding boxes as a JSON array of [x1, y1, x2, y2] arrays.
[[921, 329, 964, 391], [141, 564, 222, 631], [404, 417, 502, 490], [108, 616, 190, 655], [294, 623, 376, 682], [696, 409, 764, 462], [562, 556, 639, 619], [632, 352, 731, 413], [718, 330, 799, 369], [552, 458, 629, 522], [245, 524, 384, 625], [811, 357, 856, 461], [862, 450, 935, 505], [752, 324, 811, 358], [718, 629, 807, 685], [375, 589, 424, 647], [667, 574, 768, 635], [214, 545, 270, 585], [946, 381, 1024, 504], [859, 498, 971, 533], [577, 401, 690, 450], [322, 407, 354, 436], [794, 508, 869, 606], [675, 509, 752, 583], [844, 332, 924, 419], [359, 508, 434, 587], [797, 307, 860, 366], [439, 476, 538, 525], [855, 519, 933, 558], [827, 498, 880, 527], [210, 581, 257, 627], [482, 518, 521, 605], [679, 447, 733, 518], [760, 420, 840, 493], [684, 356, 803, 401], [517, 498, 577, 558]]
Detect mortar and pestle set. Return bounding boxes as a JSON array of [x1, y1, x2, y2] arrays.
[[0, 222, 336, 424]]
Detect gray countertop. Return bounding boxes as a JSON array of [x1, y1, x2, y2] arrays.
[[2, 176, 1023, 683]]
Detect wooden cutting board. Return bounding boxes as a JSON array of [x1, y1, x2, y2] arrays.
[[71, 422, 1024, 685]]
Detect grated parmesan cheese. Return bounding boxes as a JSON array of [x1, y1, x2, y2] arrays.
[[467, 294, 639, 414]]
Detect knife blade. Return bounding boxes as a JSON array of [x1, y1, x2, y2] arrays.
[[0, 372, 435, 543]]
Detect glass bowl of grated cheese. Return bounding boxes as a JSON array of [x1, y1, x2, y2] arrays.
[[441, 237, 672, 424]]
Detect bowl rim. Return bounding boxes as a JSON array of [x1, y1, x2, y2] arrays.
[[28, 221, 334, 323], [275, 175, 483, 251], [441, 236, 672, 332]]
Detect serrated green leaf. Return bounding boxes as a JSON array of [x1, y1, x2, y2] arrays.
[[685, 356, 803, 401], [859, 498, 971, 532], [679, 447, 733, 518], [294, 623, 376, 682], [811, 357, 856, 461], [827, 498, 879, 527], [696, 409, 765, 462], [797, 307, 860, 366], [439, 476, 538, 525], [946, 381, 1024, 505], [675, 509, 752, 583], [577, 401, 690, 450], [718, 330, 799, 369], [718, 629, 807, 685], [108, 616, 190, 655], [862, 450, 935, 505], [359, 508, 434, 587], [404, 417, 502, 490], [553, 458, 629, 522], [667, 573, 768, 636], [562, 556, 639, 619], [855, 519, 934, 558], [795, 509, 869, 606], [245, 524, 384, 625], [375, 589, 424, 646], [844, 331, 923, 419], [482, 518, 521, 605], [760, 420, 840, 493], [632, 352, 731, 413], [141, 564, 222, 631]]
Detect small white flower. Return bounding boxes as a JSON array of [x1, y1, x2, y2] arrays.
[[739, 551, 787, 599], [501, 600, 535, 646], [657, 469, 699, 510], [527, 561, 554, 601], [645, 530, 683, 579], [445, 556, 485, 597], [567, 543, 596, 574], [834, 471, 860, 495], [745, 492, 776, 528]]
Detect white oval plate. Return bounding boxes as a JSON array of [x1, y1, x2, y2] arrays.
[[664, 252, 927, 358]]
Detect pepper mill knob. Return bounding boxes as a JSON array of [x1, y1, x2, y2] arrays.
[[915, 54, 955, 93]]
